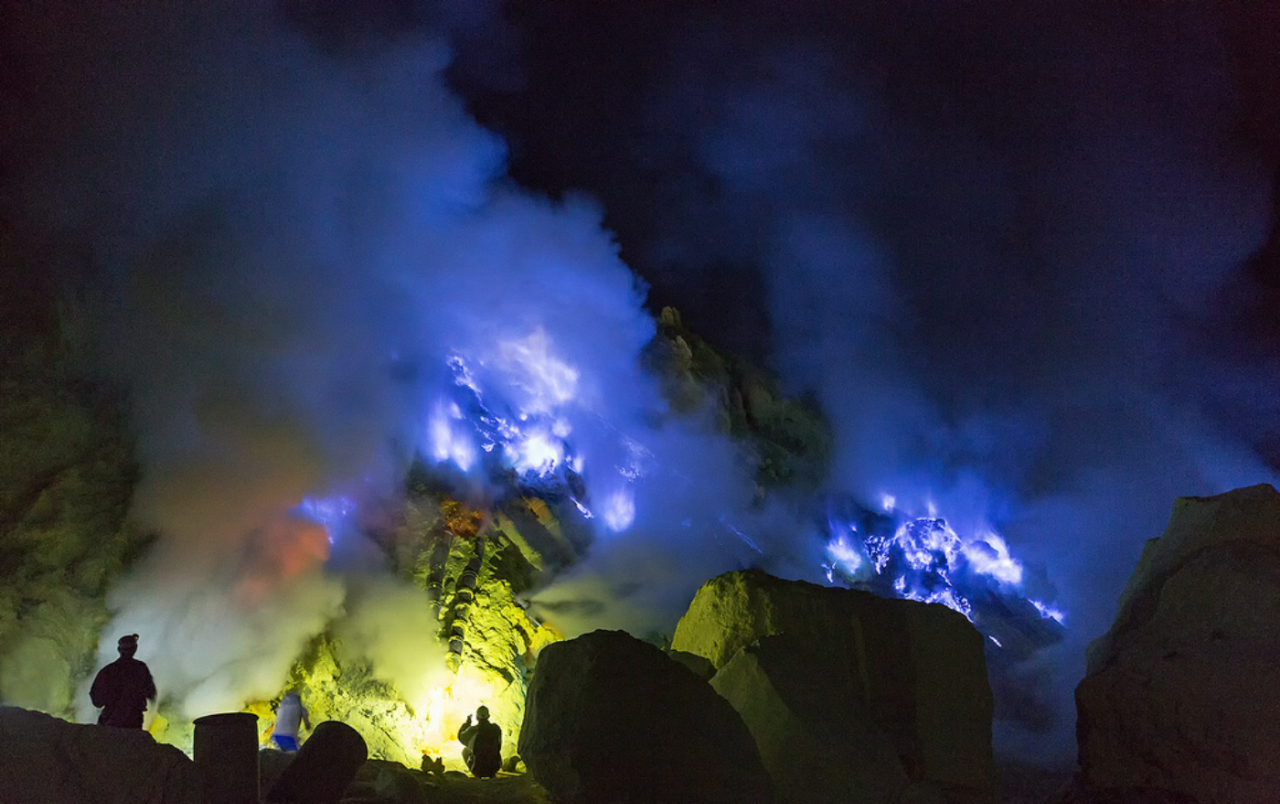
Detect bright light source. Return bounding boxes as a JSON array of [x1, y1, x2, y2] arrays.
[[494, 328, 579, 415], [825, 535, 864, 575], [602, 489, 635, 532], [1031, 599, 1066, 625], [962, 531, 1023, 585], [427, 402, 477, 471]]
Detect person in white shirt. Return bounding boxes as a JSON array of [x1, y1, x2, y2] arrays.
[[270, 689, 311, 752]]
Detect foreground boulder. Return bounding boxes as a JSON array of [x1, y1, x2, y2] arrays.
[[672, 569, 997, 804], [267, 720, 368, 804], [711, 633, 908, 803], [0, 706, 202, 803], [519, 629, 771, 803], [1075, 484, 1280, 803]]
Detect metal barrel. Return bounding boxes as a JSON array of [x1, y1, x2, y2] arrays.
[[192, 712, 259, 804]]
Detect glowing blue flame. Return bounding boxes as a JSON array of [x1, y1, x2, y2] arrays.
[[823, 531, 865, 582], [961, 532, 1023, 586], [506, 426, 567, 475], [423, 334, 585, 487], [601, 489, 636, 532], [296, 496, 355, 545], [492, 328, 579, 415], [823, 498, 1066, 632], [1031, 599, 1067, 625], [721, 516, 765, 555], [427, 400, 478, 472]]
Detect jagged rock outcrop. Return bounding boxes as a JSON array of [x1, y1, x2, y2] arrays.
[[672, 569, 997, 804], [1075, 484, 1280, 803], [645, 306, 831, 490], [518, 629, 772, 804], [0, 706, 202, 803]]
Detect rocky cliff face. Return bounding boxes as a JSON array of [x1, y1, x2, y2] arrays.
[[0, 241, 150, 716], [1075, 484, 1280, 803]]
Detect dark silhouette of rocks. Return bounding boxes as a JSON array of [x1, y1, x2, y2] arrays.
[[518, 628, 772, 804], [267, 720, 369, 803], [0, 706, 201, 803], [1074, 484, 1280, 803]]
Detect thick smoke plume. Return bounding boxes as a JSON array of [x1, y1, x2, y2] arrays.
[[4, 1, 763, 721]]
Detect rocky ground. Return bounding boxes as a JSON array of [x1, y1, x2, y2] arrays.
[[292, 754, 1070, 804], [293, 759, 552, 804]]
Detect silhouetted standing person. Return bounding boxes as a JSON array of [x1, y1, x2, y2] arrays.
[[90, 633, 157, 729], [457, 705, 502, 778]]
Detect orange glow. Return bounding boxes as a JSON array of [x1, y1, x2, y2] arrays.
[[234, 513, 330, 607]]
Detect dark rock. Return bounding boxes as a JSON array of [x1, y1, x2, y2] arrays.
[[518, 629, 771, 804], [672, 569, 997, 803], [267, 720, 368, 804], [502, 753, 526, 773], [710, 633, 907, 803], [665, 648, 716, 680], [258, 748, 295, 796], [0, 705, 201, 803], [1076, 484, 1280, 803], [1045, 774, 1198, 804], [899, 781, 949, 804], [373, 761, 428, 804]]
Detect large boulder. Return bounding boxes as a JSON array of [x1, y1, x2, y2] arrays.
[[672, 569, 997, 804], [1076, 484, 1280, 803], [518, 629, 772, 803], [711, 633, 908, 803], [0, 706, 202, 803]]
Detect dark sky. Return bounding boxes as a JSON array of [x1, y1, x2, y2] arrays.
[[449, 1, 1280, 360]]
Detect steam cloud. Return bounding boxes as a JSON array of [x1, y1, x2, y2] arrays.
[[6, 1, 777, 725]]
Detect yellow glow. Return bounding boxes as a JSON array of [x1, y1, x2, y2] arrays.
[[414, 663, 503, 763], [244, 700, 278, 746], [147, 712, 167, 739]]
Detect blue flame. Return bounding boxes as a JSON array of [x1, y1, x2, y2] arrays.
[[296, 496, 356, 545], [409, 321, 1068, 646], [418, 327, 658, 538], [423, 335, 585, 489], [1031, 598, 1067, 625], [822, 499, 1067, 640], [600, 489, 637, 532]]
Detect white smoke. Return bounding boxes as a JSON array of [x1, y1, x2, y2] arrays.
[[4, 1, 765, 724]]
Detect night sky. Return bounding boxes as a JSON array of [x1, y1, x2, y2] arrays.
[[3, 0, 1280, 764]]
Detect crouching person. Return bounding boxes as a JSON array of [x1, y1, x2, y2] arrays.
[[458, 706, 501, 778]]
